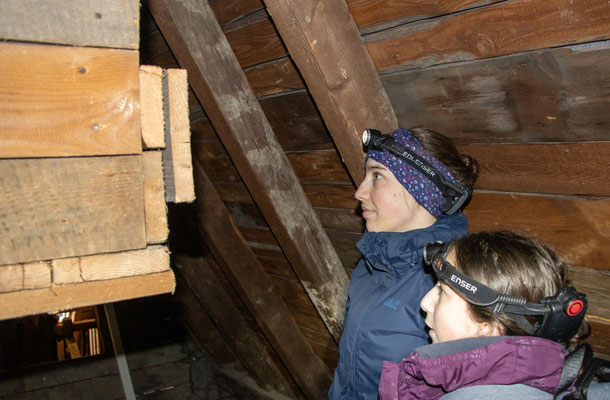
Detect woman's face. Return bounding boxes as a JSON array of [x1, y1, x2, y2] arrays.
[[355, 158, 435, 233], [420, 252, 497, 343]]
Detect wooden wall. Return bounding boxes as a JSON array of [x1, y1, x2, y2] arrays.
[[140, 0, 610, 396]]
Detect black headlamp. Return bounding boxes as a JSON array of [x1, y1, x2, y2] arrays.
[[362, 129, 470, 215], [423, 241, 587, 343]]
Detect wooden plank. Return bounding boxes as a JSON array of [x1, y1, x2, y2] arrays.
[[465, 192, 610, 270], [303, 183, 359, 209], [0, 0, 139, 49], [365, 0, 610, 72], [383, 42, 610, 143], [140, 66, 166, 149], [80, 245, 170, 281], [0, 42, 142, 158], [183, 157, 333, 398], [347, 0, 503, 33], [263, 0, 398, 184], [52, 258, 82, 285], [0, 264, 23, 293], [588, 320, 610, 359], [224, 17, 287, 68], [0, 156, 146, 265], [245, 57, 305, 97], [210, 0, 265, 26], [287, 150, 352, 183], [23, 261, 51, 290], [170, 276, 239, 364], [567, 265, 610, 320], [163, 69, 195, 203], [460, 142, 610, 196], [172, 254, 296, 397], [143, 151, 169, 244], [0, 270, 175, 321], [147, 0, 349, 346]]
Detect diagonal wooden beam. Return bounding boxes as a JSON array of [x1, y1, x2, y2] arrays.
[[189, 159, 332, 398], [262, 0, 398, 184], [145, 0, 348, 344]]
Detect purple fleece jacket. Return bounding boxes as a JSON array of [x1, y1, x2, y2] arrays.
[[379, 336, 567, 400]]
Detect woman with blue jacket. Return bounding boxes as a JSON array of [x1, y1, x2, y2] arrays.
[[329, 128, 479, 399]]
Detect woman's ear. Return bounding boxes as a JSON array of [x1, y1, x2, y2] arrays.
[[478, 321, 504, 337]]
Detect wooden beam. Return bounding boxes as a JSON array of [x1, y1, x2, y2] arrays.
[[0, 270, 175, 321], [0, 156, 146, 265], [143, 151, 169, 244], [139, 66, 166, 149], [0, 42, 141, 158], [262, 0, 398, 184], [146, 0, 348, 344], [186, 158, 332, 398], [172, 254, 296, 397], [0, 0, 140, 49]]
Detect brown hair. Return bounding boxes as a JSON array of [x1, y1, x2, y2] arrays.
[[449, 231, 589, 351], [410, 127, 480, 191]]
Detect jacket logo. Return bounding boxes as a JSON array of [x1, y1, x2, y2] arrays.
[[383, 298, 400, 310]]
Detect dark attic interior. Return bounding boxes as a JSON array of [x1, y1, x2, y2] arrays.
[[0, 0, 609, 399]]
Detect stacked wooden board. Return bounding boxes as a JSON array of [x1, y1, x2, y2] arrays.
[[0, 0, 194, 320]]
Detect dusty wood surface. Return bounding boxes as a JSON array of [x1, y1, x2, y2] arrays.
[[347, 0, 503, 32], [0, 156, 146, 265], [173, 254, 296, 397], [147, 0, 348, 346], [0, 43, 141, 158], [461, 142, 610, 196], [143, 151, 169, 244], [210, 0, 265, 26], [245, 57, 305, 97], [139, 65, 166, 149], [365, 0, 610, 72], [383, 42, 610, 142], [465, 193, 610, 271], [185, 157, 333, 398], [263, 0, 397, 184], [163, 68, 195, 203], [0, 270, 175, 321], [0, 0, 140, 49]]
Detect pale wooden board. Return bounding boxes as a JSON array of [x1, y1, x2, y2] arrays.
[[23, 261, 51, 289], [0, 156, 146, 265], [52, 258, 82, 285], [0, 264, 23, 293], [140, 65, 166, 149], [163, 69, 195, 203], [0, 270, 175, 321], [143, 151, 169, 244], [0, 0, 140, 49], [0, 42, 142, 158], [80, 245, 170, 281]]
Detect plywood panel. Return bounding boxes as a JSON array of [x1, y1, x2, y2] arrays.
[[0, 42, 141, 158], [0, 0, 140, 49], [0, 156, 146, 265]]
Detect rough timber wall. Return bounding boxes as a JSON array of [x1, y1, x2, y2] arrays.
[[140, 2, 609, 397]]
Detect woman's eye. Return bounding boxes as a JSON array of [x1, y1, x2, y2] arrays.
[[373, 172, 382, 180]]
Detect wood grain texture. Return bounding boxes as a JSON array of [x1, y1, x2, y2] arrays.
[[210, 0, 265, 26], [465, 192, 610, 270], [365, 0, 610, 72], [347, 0, 503, 32], [0, 43, 142, 158], [0, 270, 175, 321], [0, 265, 23, 293], [245, 57, 305, 97], [80, 246, 170, 281], [0, 156, 146, 265], [383, 42, 610, 143], [172, 254, 296, 397], [163, 69, 194, 203], [263, 0, 398, 184], [0, 0, 140, 49], [224, 17, 287, 68], [461, 142, 610, 196], [139, 66, 166, 149], [148, 0, 348, 348], [567, 265, 610, 320], [23, 261, 51, 290], [52, 258, 82, 285], [143, 151, 169, 244]]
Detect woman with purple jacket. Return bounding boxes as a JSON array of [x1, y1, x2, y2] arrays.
[[379, 231, 609, 399]]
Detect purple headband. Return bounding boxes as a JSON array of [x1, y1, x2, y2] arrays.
[[365, 128, 460, 218]]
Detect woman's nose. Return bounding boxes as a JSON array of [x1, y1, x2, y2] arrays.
[[420, 288, 435, 314], [354, 181, 369, 201]]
